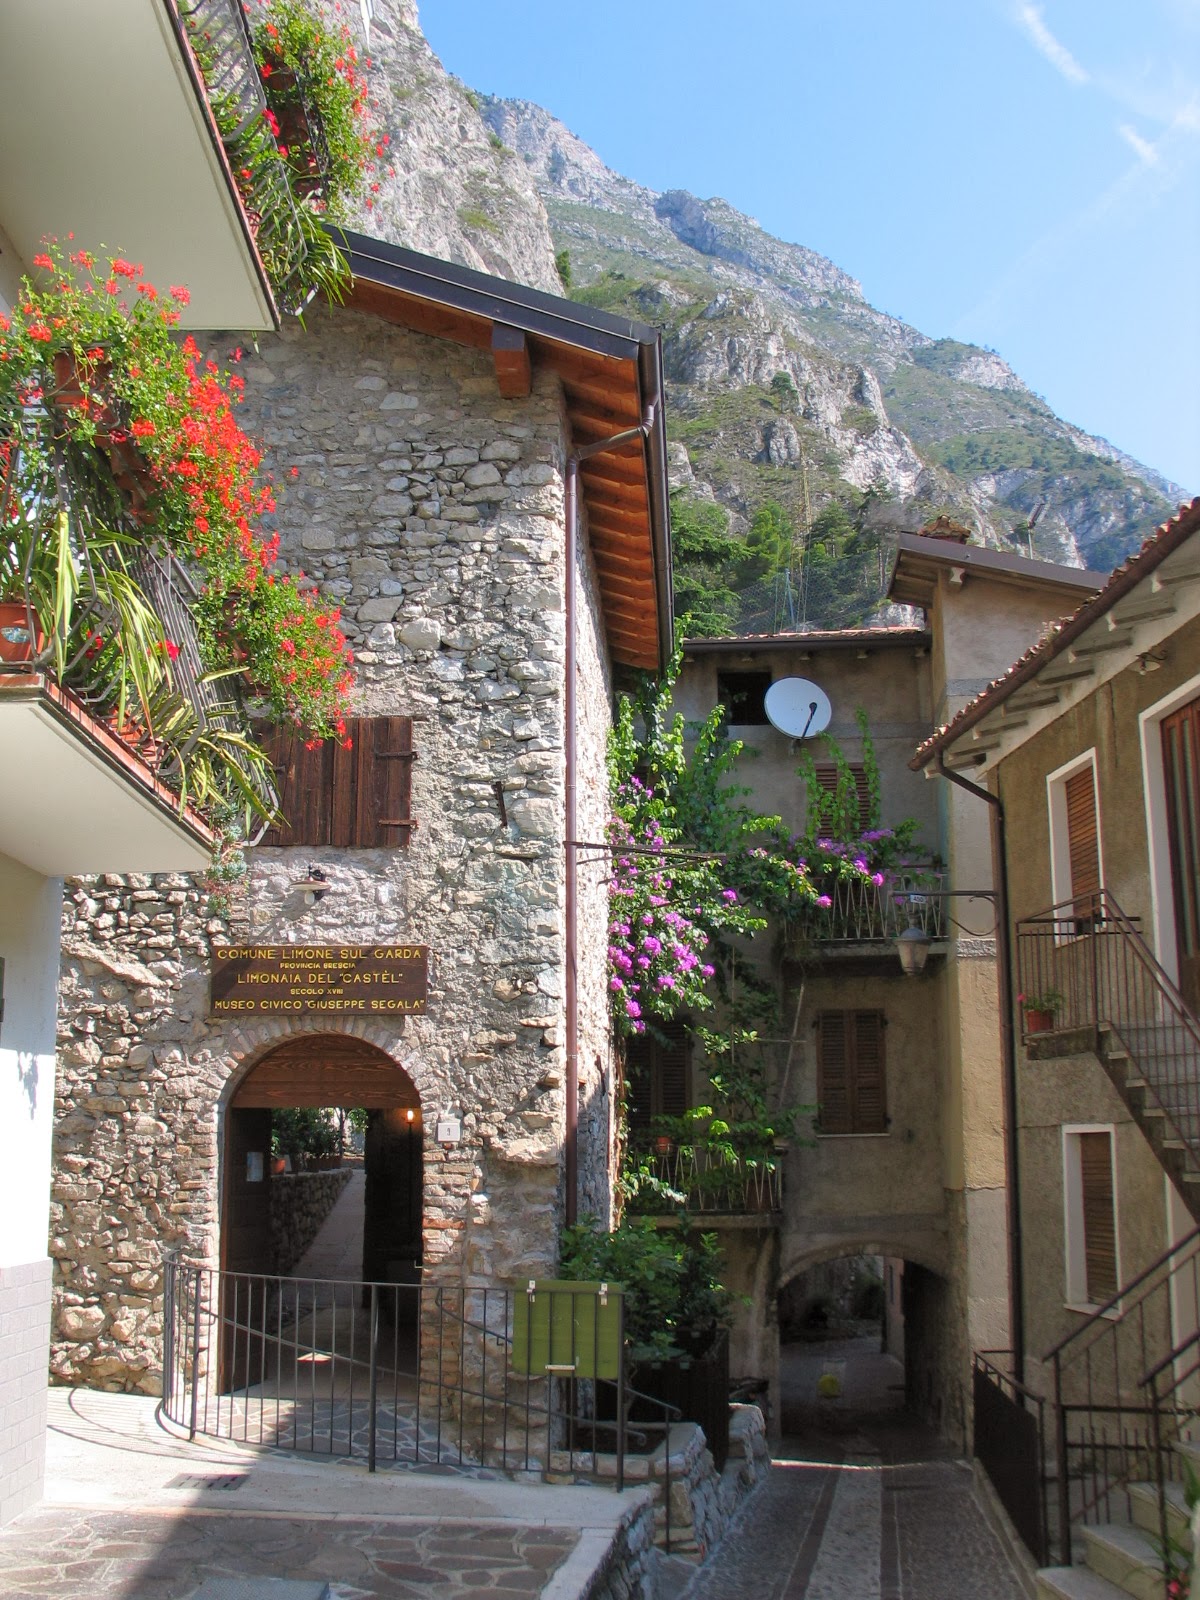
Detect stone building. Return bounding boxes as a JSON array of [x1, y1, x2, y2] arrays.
[[49, 234, 671, 1392], [662, 532, 1099, 1444]]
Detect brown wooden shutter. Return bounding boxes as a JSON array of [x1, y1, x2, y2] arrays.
[[259, 729, 335, 847], [817, 1011, 851, 1134], [814, 764, 872, 832], [1065, 765, 1100, 916], [817, 1010, 887, 1134], [850, 1011, 888, 1134], [353, 715, 416, 848], [625, 1021, 690, 1137], [258, 717, 415, 848], [1079, 1131, 1117, 1303]]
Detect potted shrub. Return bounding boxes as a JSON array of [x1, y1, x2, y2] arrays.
[[1020, 988, 1065, 1034]]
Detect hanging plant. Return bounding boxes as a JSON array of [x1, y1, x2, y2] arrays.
[[0, 241, 354, 815]]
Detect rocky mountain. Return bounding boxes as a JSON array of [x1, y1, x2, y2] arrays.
[[482, 94, 1185, 587], [351, 3, 560, 293], [350, 3, 1185, 630]]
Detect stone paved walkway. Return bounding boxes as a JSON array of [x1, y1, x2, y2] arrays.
[[682, 1335, 1029, 1600], [0, 1508, 575, 1600], [0, 1388, 646, 1600]]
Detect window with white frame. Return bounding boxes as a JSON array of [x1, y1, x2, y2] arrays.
[[1047, 750, 1103, 926], [1063, 1125, 1119, 1308]]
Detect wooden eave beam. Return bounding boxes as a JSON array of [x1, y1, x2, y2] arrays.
[[492, 323, 532, 398], [347, 280, 492, 350]]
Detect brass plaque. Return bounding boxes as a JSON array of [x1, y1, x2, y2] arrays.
[[211, 945, 428, 1017]]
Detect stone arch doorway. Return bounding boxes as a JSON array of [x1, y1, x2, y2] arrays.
[[222, 1033, 423, 1294], [776, 1246, 962, 1450]]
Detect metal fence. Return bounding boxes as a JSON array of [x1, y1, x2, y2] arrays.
[[784, 866, 948, 949], [973, 1352, 1050, 1565], [162, 1256, 680, 1539]]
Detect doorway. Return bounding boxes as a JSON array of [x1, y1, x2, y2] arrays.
[[1161, 694, 1200, 1012]]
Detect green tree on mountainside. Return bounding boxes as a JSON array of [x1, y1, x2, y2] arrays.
[[670, 492, 742, 636], [738, 499, 794, 583]]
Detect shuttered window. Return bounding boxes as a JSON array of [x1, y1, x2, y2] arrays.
[[813, 764, 873, 833], [259, 716, 416, 848], [816, 1010, 887, 1135], [1079, 1131, 1118, 1304], [1065, 765, 1101, 920], [626, 1021, 690, 1139]]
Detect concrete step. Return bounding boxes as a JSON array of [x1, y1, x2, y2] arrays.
[[1081, 1521, 1168, 1600], [1036, 1564, 1137, 1600], [1127, 1479, 1190, 1542]]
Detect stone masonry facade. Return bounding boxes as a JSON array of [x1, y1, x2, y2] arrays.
[[50, 304, 618, 1391]]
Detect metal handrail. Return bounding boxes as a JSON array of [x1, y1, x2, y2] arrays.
[[1043, 1227, 1200, 1364]]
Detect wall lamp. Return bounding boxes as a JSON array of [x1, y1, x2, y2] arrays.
[[893, 889, 998, 977], [296, 866, 329, 906]]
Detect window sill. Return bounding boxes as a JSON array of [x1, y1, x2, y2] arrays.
[[815, 1131, 891, 1140], [1064, 1301, 1121, 1321]]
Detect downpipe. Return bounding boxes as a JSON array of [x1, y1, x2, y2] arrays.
[[934, 753, 1025, 1384], [563, 408, 657, 1226]]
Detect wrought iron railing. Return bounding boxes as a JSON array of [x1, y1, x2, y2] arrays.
[[785, 866, 947, 949], [1043, 1227, 1200, 1572], [162, 1256, 682, 1544], [1017, 891, 1200, 1172], [631, 1142, 783, 1215], [973, 1350, 1051, 1565], [176, 0, 315, 311]]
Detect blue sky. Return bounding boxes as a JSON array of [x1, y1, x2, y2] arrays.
[[419, 0, 1199, 495]]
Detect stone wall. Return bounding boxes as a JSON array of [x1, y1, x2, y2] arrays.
[[269, 1168, 352, 1275], [50, 303, 619, 1390]]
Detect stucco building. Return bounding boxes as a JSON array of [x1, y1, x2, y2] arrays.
[[664, 531, 1099, 1444]]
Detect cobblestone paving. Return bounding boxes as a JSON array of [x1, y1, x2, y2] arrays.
[[0, 1509, 577, 1600], [684, 1335, 1028, 1600]]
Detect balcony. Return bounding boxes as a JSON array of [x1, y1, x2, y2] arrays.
[[783, 866, 949, 963], [0, 0, 277, 331], [627, 1141, 783, 1218]]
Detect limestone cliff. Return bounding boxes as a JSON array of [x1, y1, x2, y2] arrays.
[[482, 95, 1185, 578], [341, 2, 560, 293]]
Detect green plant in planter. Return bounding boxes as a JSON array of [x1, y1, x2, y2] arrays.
[[271, 1106, 341, 1164], [560, 1215, 733, 1364], [0, 242, 355, 821]]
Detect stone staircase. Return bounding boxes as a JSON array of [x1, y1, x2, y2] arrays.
[[1037, 1439, 1197, 1600]]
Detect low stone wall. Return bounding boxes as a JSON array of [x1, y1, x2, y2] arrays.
[[562, 1404, 770, 1598], [269, 1168, 353, 1275]]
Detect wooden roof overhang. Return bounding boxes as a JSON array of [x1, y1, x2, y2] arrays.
[[911, 498, 1200, 775], [888, 531, 1103, 610], [335, 231, 673, 673]]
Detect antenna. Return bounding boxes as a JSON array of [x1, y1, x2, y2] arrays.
[[764, 678, 832, 740]]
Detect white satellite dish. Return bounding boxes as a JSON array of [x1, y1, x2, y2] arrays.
[[764, 677, 832, 740]]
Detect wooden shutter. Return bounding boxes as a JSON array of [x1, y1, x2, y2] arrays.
[[625, 1021, 689, 1137], [1079, 1131, 1117, 1303], [258, 717, 416, 848], [816, 1011, 851, 1134], [353, 715, 416, 847], [1065, 765, 1100, 917], [817, 1010, 887, 1134], [851, 1011, 888, 1134], [813, 764, 872, 832]]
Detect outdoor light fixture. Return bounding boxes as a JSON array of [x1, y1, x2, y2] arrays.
[[896, 922, 932, 977], [297, 866, 328, 906], [406, 1108, 415, 1123]]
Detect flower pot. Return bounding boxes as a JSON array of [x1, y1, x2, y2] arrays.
[[270, 1156, 287, 1176], [1024, 1008, 1055, 1034], [654, 1135, 673, 1156], [0, 601, 44, 666]]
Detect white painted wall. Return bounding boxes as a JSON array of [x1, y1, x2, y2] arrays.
[[0, 852, 63, 1269]]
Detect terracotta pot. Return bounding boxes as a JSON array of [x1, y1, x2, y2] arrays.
[[0, 601, 44, 665], [1024, 1008, 1055, 1034], [270, 1156, 287, 1176], [654, 1135, 673, 1156]]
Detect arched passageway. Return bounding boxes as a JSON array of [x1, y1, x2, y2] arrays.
[[777, 1250, 960, 1459], [222, 1033, 422, 1290]]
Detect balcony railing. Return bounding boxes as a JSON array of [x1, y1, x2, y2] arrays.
[[177, 0, 317, 311], [785, 866, 948, 950], [631, 1142, 783, 1215]]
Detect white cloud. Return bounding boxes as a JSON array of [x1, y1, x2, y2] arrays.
[[1118, 123, 1161, 164], [1014, 3, 1089, 84]]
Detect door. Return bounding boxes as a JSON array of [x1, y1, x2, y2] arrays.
[[221, 1106, 273, 1389], [1162, 697, 1200, 1012]]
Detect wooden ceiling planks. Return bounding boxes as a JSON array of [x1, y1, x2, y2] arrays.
[[232, 1035, 420, 1109]]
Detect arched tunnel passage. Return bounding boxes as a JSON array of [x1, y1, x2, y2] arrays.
[[777, 1250, 961, 1460]]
